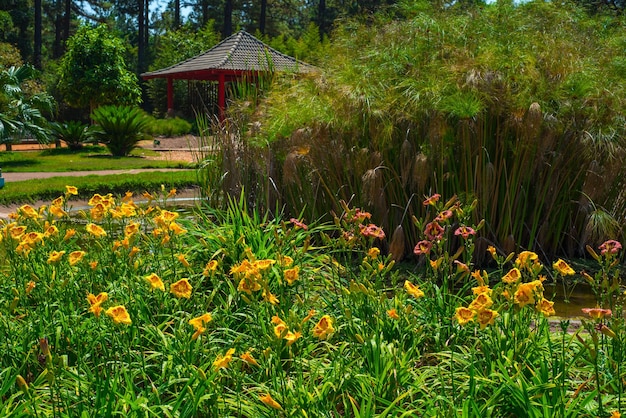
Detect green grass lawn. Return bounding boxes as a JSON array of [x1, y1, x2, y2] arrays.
[[0, 146, 191, 172]]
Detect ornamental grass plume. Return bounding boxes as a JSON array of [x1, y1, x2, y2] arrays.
[[170, 278, 192, 298]]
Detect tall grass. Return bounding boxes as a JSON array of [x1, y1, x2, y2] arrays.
[[196, 0, 626, 259]]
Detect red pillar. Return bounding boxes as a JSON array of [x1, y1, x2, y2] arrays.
[[167, 78, 174, 116], [218, 73, 226, 121]]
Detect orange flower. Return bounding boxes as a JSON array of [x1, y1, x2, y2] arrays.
[[279, 255, 294, 267], [454, 307, 475, 325], [515, 251, 538, 270], [272, 315, 288, 338], [582, 307, 612, 320], [169, 222, 187, 235], [284, 266, 300, 286], [213, 348, 235, 370], [404, 281, 425, 299], [472, 285, 492, 296], [177, 254, 190, 268], [259, 393, 282, 410], [241, 351, 259, 367], [387, 308, 400, 320], [105, 305, 131, 325], [476, 309, 499, 329], [124, 222, 140, 237], [238, 277, 261, 294], [312, 315, 335, 339], [254, 259, 276, 271], [145, 273, 165, 291], [69, 250, 86, 266], [302, 309, 316, 323], [468, 293, 493, 312], [63, 228, 76, 241], [25, 281, 36, 294], [47, 250, 66, 264], [367, 247, 380, 259], [487, 245, 497, 259], [189, 313, 213, 340], [263, 291, 279, 305], [553, 259, 575, 276], [471, 270, 488, 286], [203, 260, 219, 276], [170, 278, 192, 298], [429, 257, 444, 271], [514, 283, 535, 307], [502, 268, 522, 284], [86, 223, 107, 238], [536, 298, 555, 317], [284, 331, 302, 346]]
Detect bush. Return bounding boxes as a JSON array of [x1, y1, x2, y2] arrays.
[[90, 105, 150, 157], [145, 115, 193, 137], [51, 120, 93, 150]]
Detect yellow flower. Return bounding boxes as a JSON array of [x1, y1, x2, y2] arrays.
[[65, 185, 78, 196], [106, 305, 132, 325], [487, 245, 497, 259], [387, 308, 400, 320], [87, 292, 108, 317], [476, 309, 499, 329], [63, 228, 76, 241], [367, 247, 380, 259], [536, 298, 555, 317], [19, 204, 40, 219], [22, 232, 44, 247], [177, 253, 190, 268], [129, 246, 140, 258], [86, 223, 107, 238], [50, 205, 67, 218], [471, 270, 488, 286], [502, 268, 522, 284], [272, 315, 288, 338], [170, 278, 192, 298], [203, 260, 219, 276], [213, 348, 235, 370], [284, 330, 302, 346], [189, 313, 213, 340], [124, 222, 140, 237], [254, 259, 276, 271], [145, 273, 165, 291], [259, 393, 282, 410], [515, 251, 538, 270], [553, 259, 575, 276], [514, 283, 535, 307], [69, 250, 86, 266], [610, 411, 621, 418], [302, 309, 316, 323], [9, 225, 27, 240], [169, 222, 187, 235], [25, 281, 36, 294], [468, 293, 493, 312], [241, 351, 259, 367], [90, 203, 106, 221], [89, 261, 98, 270], [404, 281, 425, 299], [44, 225, 59, 237], [284, 266, 300, 285], [263, 291, 279, 305], [47, 250, 66, 264], [312, 315, 335, 339], [238, 277, 261, 294], [167, 188, 177, 198], [429, 257, 444, 271], [472, 285, 492, 296], [454, 307, 475, 325], [279, 255, 294, 267]]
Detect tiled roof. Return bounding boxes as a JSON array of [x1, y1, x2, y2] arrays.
[[142, 31, 315, 79]]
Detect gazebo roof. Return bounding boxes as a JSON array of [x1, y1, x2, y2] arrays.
[[141, 30, 315, 80]]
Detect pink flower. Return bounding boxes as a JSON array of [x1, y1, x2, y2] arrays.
[[423, 193, 441, 206], [413, 240, 433, 255], [582, 307, 612, 320], [435, 210, 454, 222], [424, 221, 444, 241], [454, 226, 476, 239], [290, 218, 308, 230], [599, 240, 622, 255], [359, 224, 385, 240]]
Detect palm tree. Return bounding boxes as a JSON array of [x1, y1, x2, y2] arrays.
[[0, 65, 54, 151]]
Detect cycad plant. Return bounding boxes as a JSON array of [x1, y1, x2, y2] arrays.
[[51, 120, 93, 150], [90, 105, 150, 156]]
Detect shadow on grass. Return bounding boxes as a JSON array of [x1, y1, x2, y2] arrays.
[[40, 146, 107, 156], [0, 159, 40, 168]]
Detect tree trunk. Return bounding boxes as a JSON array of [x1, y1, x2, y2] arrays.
[[64, 0, 71, 44], [317, 0, 326, 39], [222, 0, 233, 37], [201, 0, 209, 25], [174, 0, 180, 28], [34, 0, 42, 69], [53, 0, 63, 58], [138, 0, 145, 73], [260, 0, 267, 34]]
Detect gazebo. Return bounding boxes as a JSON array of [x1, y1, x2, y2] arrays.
[[141, 30, 315, 119]]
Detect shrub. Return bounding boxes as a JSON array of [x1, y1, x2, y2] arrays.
[[145, 115, 192, 137], [90, 105, 150, 157], [51, 120, 93, 150]]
